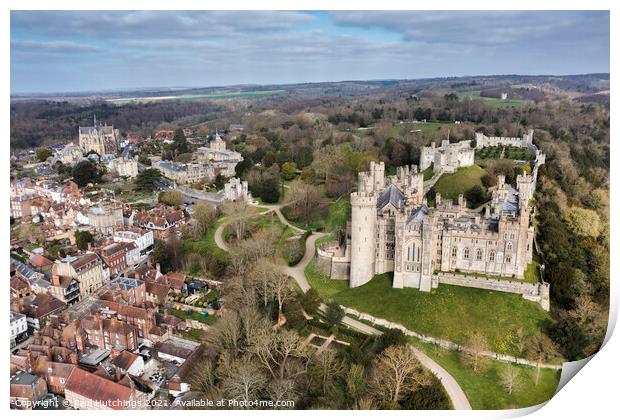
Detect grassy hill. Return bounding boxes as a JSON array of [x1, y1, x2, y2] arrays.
[[427, 165, 487, 207]]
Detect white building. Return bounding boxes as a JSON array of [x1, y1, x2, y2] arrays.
[[113, 229, 154, 255], [108, 157, 139, 178], [10, 311, 28, 347], [223, 177, 252, 202]]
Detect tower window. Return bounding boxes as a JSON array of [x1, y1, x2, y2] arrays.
[[464, 248, 470, 259], [476, 249, 483, 261]]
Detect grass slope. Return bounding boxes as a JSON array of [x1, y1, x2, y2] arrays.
[[429, 165, 487, 206], [411, 337, 560, 409], [325, 273, 549, 354]]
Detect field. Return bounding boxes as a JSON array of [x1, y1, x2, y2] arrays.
[[457, 90, 528, 108], [411, 337, 561, 409], [107, 89, 285, 104], [427, 165, 487, 207], [309, 272, 550, 354]]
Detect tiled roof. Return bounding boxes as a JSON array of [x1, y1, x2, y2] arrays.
[[111, 350, 139, 371], [65, 367, 136, 410]]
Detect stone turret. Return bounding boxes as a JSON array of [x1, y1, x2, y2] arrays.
[[369, 161, 385, 192], [349, 191, 377, 288]]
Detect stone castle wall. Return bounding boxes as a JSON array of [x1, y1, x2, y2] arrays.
[[434, 272, 550, 310]]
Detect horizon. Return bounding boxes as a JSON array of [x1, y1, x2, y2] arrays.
[[10, 71, 611, 97], [11, 11, 610, 94]]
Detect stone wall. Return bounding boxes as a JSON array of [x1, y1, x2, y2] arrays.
[[317, 241, 350, 280], [434, 273, 550, 310]]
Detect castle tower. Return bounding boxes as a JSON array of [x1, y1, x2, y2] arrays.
[[349, 192, 377, 288], [369, 161, 385, 192]]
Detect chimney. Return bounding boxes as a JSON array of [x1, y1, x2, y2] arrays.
[[115, 367, 123, 382]]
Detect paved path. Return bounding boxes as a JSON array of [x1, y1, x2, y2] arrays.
[[411, 347, 472, 410], [284, 232, 327, 291]]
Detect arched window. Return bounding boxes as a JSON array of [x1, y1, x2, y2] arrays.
[[451, 247, 457, 258], [505, 256, 511, 263], [463, 248, 470, 259], [506, 242, 513, 252], [476, 249, 483, 261], [489, 251, 495, 262]]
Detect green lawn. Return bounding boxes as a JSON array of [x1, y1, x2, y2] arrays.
[[325, 196, 351, 231], [422, 166, 434, 181], [324, 273, 549, 354], [411, 337, 560, 409], [524, 255, 542, 284], [428, 165, 487, 207], [411, 122, 454, 138], [457, 91, 528, 109], [305, 254, 348, 300], [168, 307, 218, 325]]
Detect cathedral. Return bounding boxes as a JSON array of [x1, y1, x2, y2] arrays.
[[318, 131, 548, 304], [78, 116, 120, 156]]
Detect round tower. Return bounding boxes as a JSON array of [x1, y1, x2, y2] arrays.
[[349, 192, 377, 288]]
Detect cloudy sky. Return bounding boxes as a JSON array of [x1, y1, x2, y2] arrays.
[[10, 10, 609, 94]]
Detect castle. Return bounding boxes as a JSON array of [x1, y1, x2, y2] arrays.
[[318, 130, 550, 309], [78, 116, 120, 156], [420, 140, 474, 173]]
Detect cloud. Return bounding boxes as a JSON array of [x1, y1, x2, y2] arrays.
[[11, 39, 102, 54], [330, 11, 609, 47], [11, 10, 315, 38], [9, 11, 610, 93]]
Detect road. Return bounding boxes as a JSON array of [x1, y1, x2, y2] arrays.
[[212, 202, 473, 410]]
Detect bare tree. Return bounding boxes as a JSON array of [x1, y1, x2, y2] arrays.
[[461, 333, 490, 373], [526, 332, 559, 385], [248, 324, 309, 382], [191, 203, 217, 239], [370, 345, 430, 404], [222, 200, 252, 241], [346, 364, 367, 401], [286, 180, 323, 224], [219, 354, 269, 403], [498, 364, 523, 395], [311, 348, 345, 395]]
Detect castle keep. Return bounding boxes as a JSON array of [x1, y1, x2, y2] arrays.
[[318, 130, 549, 309]]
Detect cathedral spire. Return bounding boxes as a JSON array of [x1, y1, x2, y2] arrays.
[[93, 114, 97, 128]]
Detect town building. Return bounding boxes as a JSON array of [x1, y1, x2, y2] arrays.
[[97, 242, 128, 277], [88, 206, 124, 235], [49, 275, 81, 305], [114, 227, 154, 255], [133, 205, 185, 240], [53, 253, 106, 298], [11, 311, 28, 347], [10, 371, 48, 409], [64, 367, 149, 410], [108, 157, 139, 178]]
